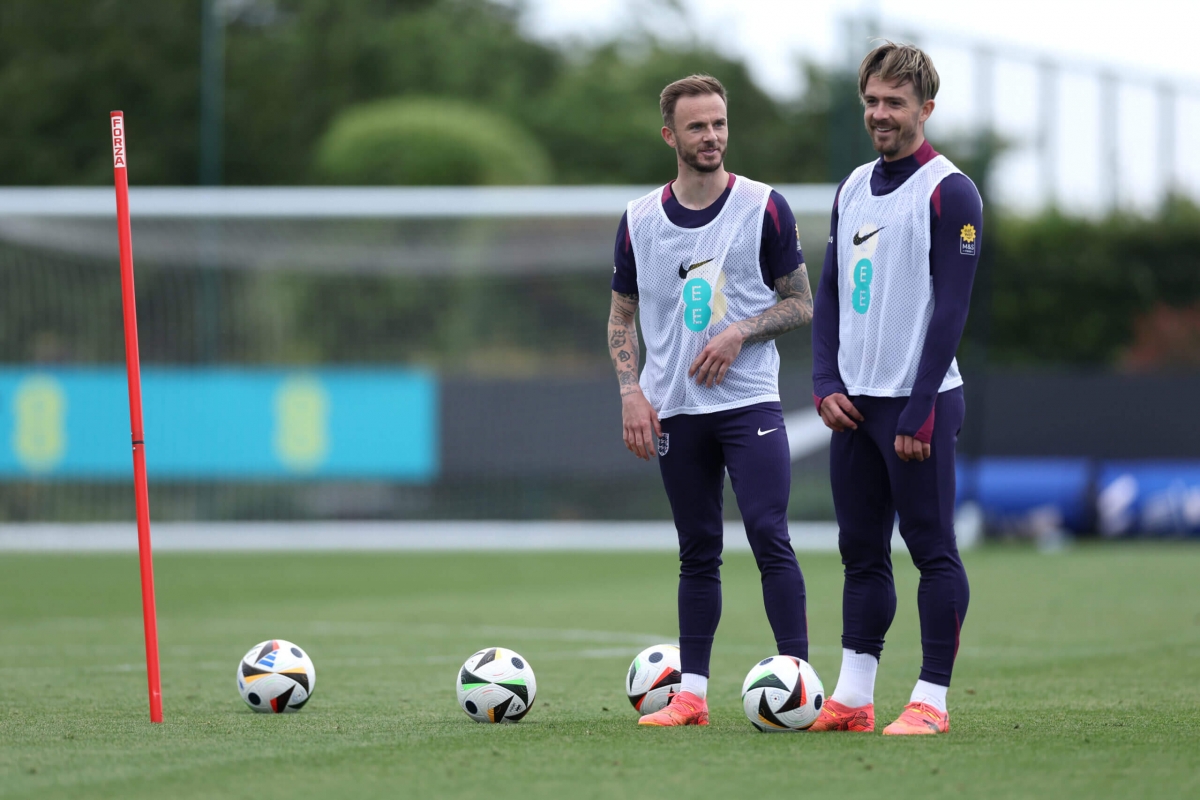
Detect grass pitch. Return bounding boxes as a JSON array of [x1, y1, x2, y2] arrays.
[[1, 543, 1198, 799]]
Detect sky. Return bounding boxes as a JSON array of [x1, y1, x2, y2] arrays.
[[513, 0, 1200, 214]]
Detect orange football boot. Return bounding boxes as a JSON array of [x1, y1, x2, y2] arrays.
[[637, 691, 709, 726], [882, 702, 949, 735], [807, 698, 875, 732]]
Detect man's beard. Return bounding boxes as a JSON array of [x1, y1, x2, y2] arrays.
[[871, 120, 917, 158], [678, 143, 724, 173]]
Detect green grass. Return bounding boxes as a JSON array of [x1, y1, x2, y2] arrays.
[[1, 544, 1198, 799]]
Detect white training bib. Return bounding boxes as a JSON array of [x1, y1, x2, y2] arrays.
[[628, 176, 781, 419], [835, 155, 968, 397]]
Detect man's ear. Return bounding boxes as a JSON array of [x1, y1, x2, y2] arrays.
[[662, 126, 677, 148], [919, 98, 936, 124]]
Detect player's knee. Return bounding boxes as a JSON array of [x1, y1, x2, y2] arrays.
[[743, 522, 792, 556], [906, 541, 961, 574], [678, 543, 723, 577], [838, 536, 890, 569], [679, 556, 722, 580]]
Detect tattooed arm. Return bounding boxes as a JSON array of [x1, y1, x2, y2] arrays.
[[608, 291, 642, 398], [688, 264, 815, 388], [733, 265, 815, 342], [608, 290, 661, 460]]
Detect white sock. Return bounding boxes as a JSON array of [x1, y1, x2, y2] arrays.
[[909, 679, 948, 713], [830, 649, 878, 708], [680, 673, 708, 699]]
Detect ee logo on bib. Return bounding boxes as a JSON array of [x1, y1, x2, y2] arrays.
[[850, 224, 883, 315], [683, 278, 712, 331], [851, 258, 873, 314]]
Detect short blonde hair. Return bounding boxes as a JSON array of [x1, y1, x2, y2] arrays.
[[659, 74, 727, 130], [858, 42, 940, 104]]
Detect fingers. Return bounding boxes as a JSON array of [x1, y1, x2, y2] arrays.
[[832, 407, 857, 430], [622, 394, 661, 461], [692, 354, 720, 387], [837, 396, 865, 422], [818, 402, 844, 431], [636, 422, 652, 460], [714, 361, 729, 386], [689, 345, 733, 387], [821, 400, 857, 431], [624, 419, 658, 460], [893, 436, 932, 462], [624, 423, 644, 460]]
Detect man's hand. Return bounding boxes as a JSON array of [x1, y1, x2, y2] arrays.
[[819, 393, 864, 432], [622, 390, 663, 460], [688, 327, 744, 388], [894, 435, 931, 462]]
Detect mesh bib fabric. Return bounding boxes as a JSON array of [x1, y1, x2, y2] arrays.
[[628, 176, 781, 419], [835, 155, 966, 397]]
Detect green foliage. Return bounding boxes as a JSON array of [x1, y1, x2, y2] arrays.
[[223, 0, 563, 184], [315, 98, 551, 185], [0, 0, 203, 185], [521, 45, 829, 185], [986, 199, 1200, 365], [4, 0, 1197, 369], [0, 0, 829, 186]]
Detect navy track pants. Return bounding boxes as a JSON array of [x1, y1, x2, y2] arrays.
[[657, 401, 808, 677], [830, 387, 969, 686]]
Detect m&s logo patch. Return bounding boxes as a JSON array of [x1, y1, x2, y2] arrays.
[[959, 224, 977, 256]]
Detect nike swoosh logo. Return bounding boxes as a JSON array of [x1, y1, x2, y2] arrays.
[[678, 258, 714, 279], [852, 227, 885, 246], [757, 428, 778, 436]]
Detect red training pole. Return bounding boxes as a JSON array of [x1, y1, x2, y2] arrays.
[[110, 111, 164, 723]]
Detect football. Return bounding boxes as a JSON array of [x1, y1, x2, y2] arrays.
[[625, 644, 682, 715], [741, 655, 824, 732], [456, 647, 536, 723], [237, 639, 316, 713]]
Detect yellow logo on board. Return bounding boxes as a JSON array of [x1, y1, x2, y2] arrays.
[[273, 376, 330, 472], [12, 375, 67, 473]]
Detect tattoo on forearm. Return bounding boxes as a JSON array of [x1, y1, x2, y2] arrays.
[[732, 264, 815, 343], [612, 292, 639, 318], [609, 291, 641, 396]]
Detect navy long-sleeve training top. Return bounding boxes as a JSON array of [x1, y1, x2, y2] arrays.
[[811, 140, 983, 441]]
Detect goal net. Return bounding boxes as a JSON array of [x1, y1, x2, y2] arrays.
[[0, 185, 836, 523]]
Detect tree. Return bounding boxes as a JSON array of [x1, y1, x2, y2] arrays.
[[315, 98, 551, 185]]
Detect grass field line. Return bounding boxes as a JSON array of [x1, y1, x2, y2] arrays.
[[3, 614, 1188, 666], [311, 622, 675, 645], [5, 637, 1177, 680]]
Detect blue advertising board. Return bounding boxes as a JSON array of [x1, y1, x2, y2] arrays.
[[1096, 461, 1200, 536], [0, 368, 437, 480], [958, 457, 1093, 531]]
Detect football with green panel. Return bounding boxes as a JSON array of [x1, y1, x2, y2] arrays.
[[456, 647, 536, 723], [740, 655, 824, 732], [625, 644, 681, 716]]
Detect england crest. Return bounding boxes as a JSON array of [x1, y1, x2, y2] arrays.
[[657, 434, 670, 457]]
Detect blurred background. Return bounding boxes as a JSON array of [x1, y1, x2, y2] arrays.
[[1, 0, 1199, 541]]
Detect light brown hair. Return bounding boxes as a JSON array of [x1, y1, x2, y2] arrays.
[[858, 42, 940, 104], [659, 74, 727, 130]]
